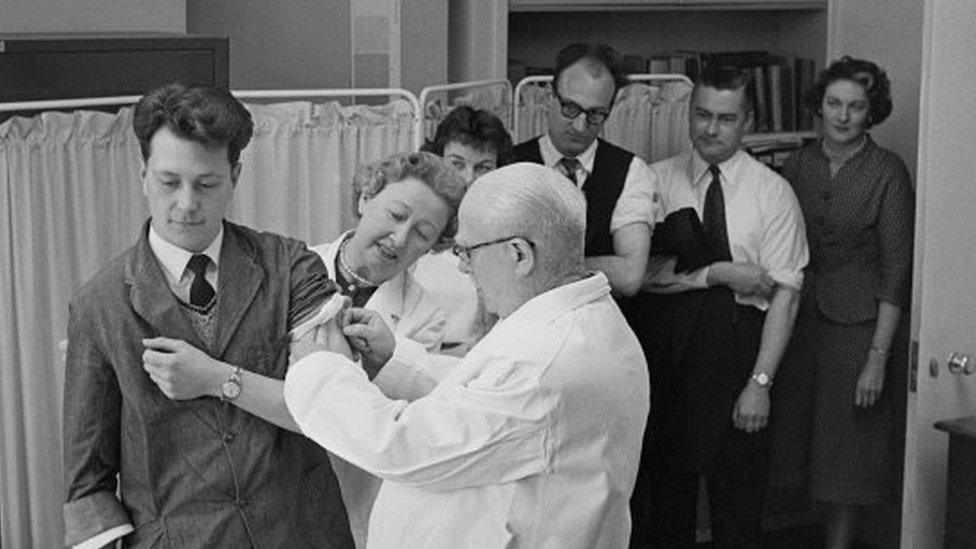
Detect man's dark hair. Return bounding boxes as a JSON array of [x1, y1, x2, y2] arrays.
[[806, 55, 893, 128], [421, 106, 514, 165], [133, 83, 254, 164], [552, 43, 629, 100], [695, 64, 757, 114]]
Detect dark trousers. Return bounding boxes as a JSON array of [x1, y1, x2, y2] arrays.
[[630, 289, 768, 548]]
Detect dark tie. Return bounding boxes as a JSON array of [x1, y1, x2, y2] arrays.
[[187, 254, 216, 307], [558, 157, 581, 185], [703, 165, 732, 261]]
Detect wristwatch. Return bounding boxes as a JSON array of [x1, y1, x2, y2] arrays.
[[221, 365, 243, 401], [750, 371, 773, 388]]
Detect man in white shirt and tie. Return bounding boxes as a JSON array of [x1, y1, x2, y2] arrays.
[[631, 64, 809, 548], [284, 162, 650, 548]]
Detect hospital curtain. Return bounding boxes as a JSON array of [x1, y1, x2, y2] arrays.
[[0, 99, 414, 547]]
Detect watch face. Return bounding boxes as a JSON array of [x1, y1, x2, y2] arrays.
[[222, 380, 242, 400], [753, 373, 770, 386]]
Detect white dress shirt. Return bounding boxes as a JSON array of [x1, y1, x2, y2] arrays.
[[284, 272, 649, 549], [148, 224, 222, 302], [538, 133, 662, 233], [644, 149, 809, 310]]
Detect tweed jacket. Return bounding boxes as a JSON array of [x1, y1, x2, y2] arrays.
[[62, 220, 354, 548]]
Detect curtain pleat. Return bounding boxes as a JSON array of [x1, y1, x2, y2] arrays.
[[0, 98, 415, 546]]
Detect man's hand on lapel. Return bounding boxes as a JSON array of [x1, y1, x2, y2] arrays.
[[341, 308, 395, 379], [143, 337, 226, 400]]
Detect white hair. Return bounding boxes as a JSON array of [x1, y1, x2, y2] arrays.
[[462, 162, 587, 280]]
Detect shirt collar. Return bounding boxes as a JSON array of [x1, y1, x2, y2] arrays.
[[688, 148, 748, 188], [147, 223, 224, 286], [539, 133, 598, 174], [499, 271, 611, 330]]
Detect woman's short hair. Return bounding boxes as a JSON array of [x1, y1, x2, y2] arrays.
[[421, 106, 514, 165], [133, 83, 253, 164], [353, 151, 467, 247], [806, 55, 893, 128]]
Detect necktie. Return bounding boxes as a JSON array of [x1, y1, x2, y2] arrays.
[[703, 165, 732, 261], [187, 254, 216, 307], [558, 157, 582, 185]]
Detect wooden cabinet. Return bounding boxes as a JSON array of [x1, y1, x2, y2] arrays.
[[0, 33, 228, 119], [935, 416, 976, 548]]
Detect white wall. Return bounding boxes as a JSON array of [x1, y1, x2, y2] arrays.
[[829, 0, 923, 178], [448, 0, 507, 82], [187, 0, 352, 89], [402, 0, 448, 93], [0, 0, 185, 33]]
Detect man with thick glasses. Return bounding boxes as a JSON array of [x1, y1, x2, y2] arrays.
[[283, 162, 648, 548], [511, 42, 661, 304]]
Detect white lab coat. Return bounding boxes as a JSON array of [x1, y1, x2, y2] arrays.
[[311, 234, 448, 547], [285, 272, 649, 548]]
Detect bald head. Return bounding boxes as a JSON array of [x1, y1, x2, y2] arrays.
[[461, 162, 587, 281]]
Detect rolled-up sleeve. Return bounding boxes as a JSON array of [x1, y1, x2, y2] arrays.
[[287, 243, 341, 328], [611, 157, 663, 233], [62, 301, 130, 546], [761, 181, 809, 291], [284, 350, 549, 493]]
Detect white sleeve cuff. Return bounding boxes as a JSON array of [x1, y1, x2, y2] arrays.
[[73, 524, 134, 549]]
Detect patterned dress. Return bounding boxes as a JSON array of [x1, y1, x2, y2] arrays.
[[778, 135, 914, 505]]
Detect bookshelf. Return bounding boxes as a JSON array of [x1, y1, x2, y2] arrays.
[[505, 0, 828, 153]]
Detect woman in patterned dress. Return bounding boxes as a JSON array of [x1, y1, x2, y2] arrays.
[[781, 56, 915, 549]]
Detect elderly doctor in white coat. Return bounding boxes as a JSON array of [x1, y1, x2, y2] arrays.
[[285, 162, 650, 548], [150, 151, 468, 548]]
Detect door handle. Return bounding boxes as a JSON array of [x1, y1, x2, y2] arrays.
[[947, 351, 975, 376]]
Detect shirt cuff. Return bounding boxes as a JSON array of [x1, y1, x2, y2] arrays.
[[373, 335, 438, 401], [63, 490, 132, 547], [768, 269, 804, 291], [73, 524, 134, 549]]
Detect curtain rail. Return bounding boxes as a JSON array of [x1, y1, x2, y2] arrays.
[[418, 79, 514, 136], [0, 88, 425, 149]]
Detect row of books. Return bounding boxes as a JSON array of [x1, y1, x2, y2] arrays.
[[622, 50, 819, 133]]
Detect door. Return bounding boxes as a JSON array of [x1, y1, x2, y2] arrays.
[[901, 2, 976, 547]]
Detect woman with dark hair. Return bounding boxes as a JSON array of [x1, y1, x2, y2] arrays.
[[780, 56, 914, 548], [416, 106, 514, 354]]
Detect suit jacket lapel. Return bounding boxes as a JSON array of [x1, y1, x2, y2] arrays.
[[212, 223, 262, 360], [126, 225, 206, 350], [125, 223, 218, 432]]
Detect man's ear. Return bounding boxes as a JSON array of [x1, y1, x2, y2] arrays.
[[230, 162, 242, 187], [511, 238, 535, 277], [140, 161, 148, 195]]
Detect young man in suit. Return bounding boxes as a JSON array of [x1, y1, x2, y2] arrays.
[[62, 84, 353, 548]]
